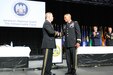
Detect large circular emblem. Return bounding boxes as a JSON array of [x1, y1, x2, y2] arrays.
[[14, 2, 28, 16], [53, 45, 61, 57]]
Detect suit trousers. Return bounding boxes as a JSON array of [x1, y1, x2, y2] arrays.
[[65, 47, 77, 72], [41, 48, 53, 75]]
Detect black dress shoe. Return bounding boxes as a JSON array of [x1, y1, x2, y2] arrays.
[[65, 72, 72, 75], [71, 71, 77, 75], [51, 73, 56, 75], [52, 73, 56, 75], [71, 69, 76, 75], [73, 72, 77, 75]]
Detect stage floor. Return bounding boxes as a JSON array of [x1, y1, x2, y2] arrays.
[[0, 60, 113, 75]]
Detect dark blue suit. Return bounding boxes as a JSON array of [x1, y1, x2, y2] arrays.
[[41, 20, 56, 75], [41, 20, 56, 49], [105, 32, 113, 46], [63, 21, 81, 74], [91, 32, 101, 46]]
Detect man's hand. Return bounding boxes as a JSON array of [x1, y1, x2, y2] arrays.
[[55, 31, 60, 36], [93, 32, 96, 36], [59, 32, 62, 37], [75, 43, 80, 48], [106, 34, 110, 38]]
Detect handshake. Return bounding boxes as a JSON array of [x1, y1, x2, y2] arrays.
[[55, 31, 62, 37]]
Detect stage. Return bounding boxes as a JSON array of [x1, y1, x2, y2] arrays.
[[0, 59, 113, 75]]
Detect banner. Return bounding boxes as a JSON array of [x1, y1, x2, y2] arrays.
[[52, 39, 62, 63], [0, 0, 45, 28]]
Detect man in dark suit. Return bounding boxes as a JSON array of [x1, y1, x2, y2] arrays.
[[105, 26, 113, 46], [63, 14, 81, 75], [41, 12, 59, 75], [91, 26, 102, 46]]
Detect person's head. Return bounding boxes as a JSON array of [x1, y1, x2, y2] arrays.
[[93, 26, 98, 32], [108, 26, 112, 33], [64, 14, 72, 23], [45, 12, 54, 23]]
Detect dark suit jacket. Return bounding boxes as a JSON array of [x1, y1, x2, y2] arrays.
[[41, 20, 56, 49], [91, 32, 101, 46], [63, 21, 81, 47], [105, 32, 113, 46]]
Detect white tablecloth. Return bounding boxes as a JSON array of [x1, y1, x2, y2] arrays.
[[77, 46, 113, 54], [0, 46, 31, 57]]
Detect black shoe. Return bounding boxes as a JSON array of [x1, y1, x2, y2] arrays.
[[51, 73, 56, 75], [65, 72, 72, 75], [73, 72, 77, 75], [71, 69, 76, 75], [52, 73, 56, 75]]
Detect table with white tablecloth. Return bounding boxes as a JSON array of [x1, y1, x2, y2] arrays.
[[0, 46, 31, 68], [77, 46, 113, 66], [77, 46, 113, 54]]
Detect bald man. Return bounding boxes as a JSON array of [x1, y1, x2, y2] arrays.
[[105, 26, 113, 46], [41, 12, 58, 75], [63, 14, 81, 75]]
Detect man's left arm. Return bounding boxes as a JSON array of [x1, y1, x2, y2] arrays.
[[75, 21, 81, 48]]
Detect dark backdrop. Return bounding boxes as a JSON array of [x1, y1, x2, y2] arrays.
[[0, 27, 42, 55], [46, 1, 113, 26]]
